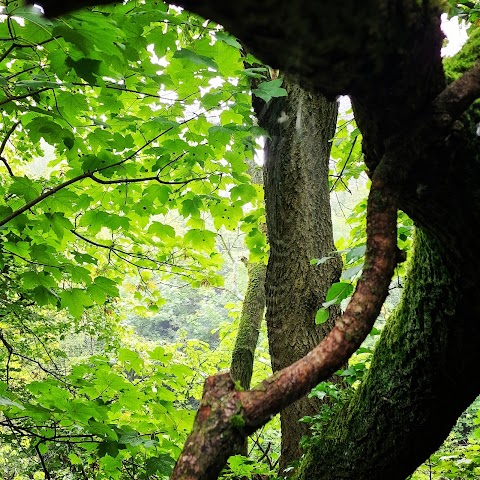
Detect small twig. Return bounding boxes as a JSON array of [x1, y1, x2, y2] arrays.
[[0, 87, 51, 106], [0, 121, 20, 176], [0, 329, 66, 383], [330, 135, 358, 192], [0, 43, 15, 63], [35, 443, 52, 480], [90, 171, 208, 186]]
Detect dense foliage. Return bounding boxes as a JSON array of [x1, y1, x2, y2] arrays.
[[0, 0, 479, 479]]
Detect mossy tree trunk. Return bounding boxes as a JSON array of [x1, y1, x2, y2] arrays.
[[230, 158, 266, 394], [297, 227, 480, 479], [230, 261, 266, 392], [254, 76, 342, 471]]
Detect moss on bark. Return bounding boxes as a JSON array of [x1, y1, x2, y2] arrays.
[[230, 262, 267, 391], [297, 228, 480, 479]]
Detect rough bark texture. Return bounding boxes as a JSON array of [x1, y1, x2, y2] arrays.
[[24, 1, 480, 479], [230, 260, 266, 458], [297, 228, 480, 479], [230, 261, 266, 391], [254, 77, 342, 470]]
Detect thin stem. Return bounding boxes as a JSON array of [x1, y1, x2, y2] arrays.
[[0, 88, 51, 106], [330, 135, 358, 192], [90, 172, 208, 185], [35, 444, 52, 480], [0, 121, 20, 176], [0, 43, 15, 63]]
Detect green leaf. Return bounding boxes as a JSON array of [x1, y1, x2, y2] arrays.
[[3, 241, 31, 258], [8, 176, 40, 202], [253, 78, 288, 102], [173, 48, 218, 71], [66, 57, 102, 84], [8, 5, 54, 26], [145, 454, 176, 476], [323, 282, 354, 308], [22, 271, 57, 290], [229, 184, 257, 202], [117, 348, 144, 373], [148, 347, 172, 363], [97, 441, 122, 458], [341, 264, 363, 280], [0, 396, 24, 410], [315, 308, 329, 325], [148, 222, 176, 239], [215, 32, 242, 49], [60, 289, 93, 318], [31, 286, 58, 306], [68, 453, 82, 465], [346, 245, 366, 263], [310, 255, 335, 266], [184, 229, 216, 252]]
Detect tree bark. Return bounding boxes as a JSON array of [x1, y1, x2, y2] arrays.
[[24, 1, 480, 478], [254, 77, 342, 470], [230, 156, 266, 395], [297, 227, 480, 479], [230, 261, 266, 392]]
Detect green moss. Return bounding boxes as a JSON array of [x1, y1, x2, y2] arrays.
[[296, 229, 461, 479], [230, 414, 245, 429], [443, 26, 480, 82], [443, 26, 480, 139]]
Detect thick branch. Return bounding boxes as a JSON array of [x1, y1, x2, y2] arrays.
[[29, 0, 444, 96], [171, 167, 400, 479], [433, 59, 480, 121]]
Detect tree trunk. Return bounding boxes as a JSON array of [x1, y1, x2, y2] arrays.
[[229, 260, 266, 458], [297, 226, 480, 479], [254, 77, 342, 470], [230, 261, 266, 392]]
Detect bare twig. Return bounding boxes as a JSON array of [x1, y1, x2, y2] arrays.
[[35, 444, 52, 480], [0, 88, 51, 106], [0, 121, 21, 176]]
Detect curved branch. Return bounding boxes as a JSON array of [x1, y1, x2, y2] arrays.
[[433, 59, 480, 122], [171, 166, 401, 479], [0, 329, 66, 383], [0, 121, 21, 176], [0, 101, 223, 227], [89, 172, 208, 186], [0, 171, 91, 227]]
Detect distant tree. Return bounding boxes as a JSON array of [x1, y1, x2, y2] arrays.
[[253, 76, 342, 470]]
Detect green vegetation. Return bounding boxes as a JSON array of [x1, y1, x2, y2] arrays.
[[0, 0, 479, 479]]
